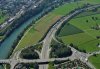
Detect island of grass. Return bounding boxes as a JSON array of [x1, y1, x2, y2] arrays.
[[13, 0, 100, 53], [58, 9, 100, 52], [89, 54, 100, 69]]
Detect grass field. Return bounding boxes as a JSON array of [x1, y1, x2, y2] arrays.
[[14, 0, 100, 52], [59, 12, 100, 52], [89, 55, 100, 69]]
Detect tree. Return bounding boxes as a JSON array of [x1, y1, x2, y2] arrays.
[[86, 20, 88, 23], [92, 17, 95, 20], [95, 17, 98, 20], [70, 43, 74, 46], [96, 36, 100, 39], [97, 43, 100, 47]]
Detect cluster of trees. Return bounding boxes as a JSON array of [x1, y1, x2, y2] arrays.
[[20, 46, 39, 59], [50, 43, 72, 58]]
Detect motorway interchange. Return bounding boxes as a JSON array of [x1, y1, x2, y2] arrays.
[[0, 4, 100, 69]]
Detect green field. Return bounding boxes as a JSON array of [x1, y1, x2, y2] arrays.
[[89, 55, 100, 69], [59, 12, 100, 52], [14, 0, 100, 52]]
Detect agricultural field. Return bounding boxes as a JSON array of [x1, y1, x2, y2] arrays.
[[59, 11, 100, 52], [13, 0, 100, 52], [89, 54, 100, 69]]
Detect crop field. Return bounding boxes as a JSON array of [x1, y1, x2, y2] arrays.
[[13, 0, 100, 52], [59, 12, 100, 52], [89, 54, 100, 69]]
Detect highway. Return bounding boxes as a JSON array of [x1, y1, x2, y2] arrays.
[[0, 4, 100, 69]]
